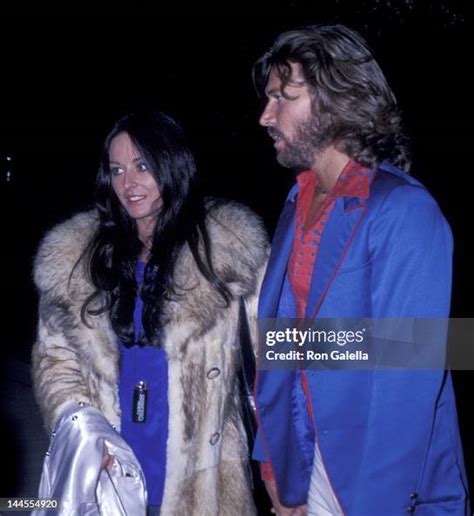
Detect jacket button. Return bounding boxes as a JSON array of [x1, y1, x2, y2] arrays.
[[406, 505, 415, 513], [410, 493, 418, 500], [209, 432, 220, 445], [206, 367, 221, 379]]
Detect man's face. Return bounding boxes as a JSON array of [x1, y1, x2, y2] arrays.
[[259, 62, 330, 171]]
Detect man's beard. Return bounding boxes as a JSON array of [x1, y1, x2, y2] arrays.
[[272, 116, 331, 171]]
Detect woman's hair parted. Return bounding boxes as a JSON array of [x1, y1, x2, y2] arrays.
[[80, 109, 231, 347], [253, 24, 410, 171]]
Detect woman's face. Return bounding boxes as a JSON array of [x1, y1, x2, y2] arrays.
[[109, 132, 163, 228]]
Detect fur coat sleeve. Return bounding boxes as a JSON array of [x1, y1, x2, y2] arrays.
[[32, 201, 269, 515], [32, 211, 121, 431]]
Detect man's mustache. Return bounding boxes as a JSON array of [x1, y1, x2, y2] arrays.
[[267, 127, 285, 141]]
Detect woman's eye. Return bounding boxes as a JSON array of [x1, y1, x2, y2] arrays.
[[137, 162, 148, 172], [110, 166, 123, 176]]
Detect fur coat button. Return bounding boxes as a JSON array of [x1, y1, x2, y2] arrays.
[[206, 367, 221, 379], [209, 432, 220, 445]]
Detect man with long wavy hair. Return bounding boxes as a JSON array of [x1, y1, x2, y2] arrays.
[[253, 24, 469, 515]]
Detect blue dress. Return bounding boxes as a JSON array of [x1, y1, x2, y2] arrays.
[[118, 261, 169, 506]]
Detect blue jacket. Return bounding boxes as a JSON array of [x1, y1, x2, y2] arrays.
[[254, 163, 470, 514]]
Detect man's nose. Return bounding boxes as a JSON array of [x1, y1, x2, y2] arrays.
[[259, 102, 275, 127]]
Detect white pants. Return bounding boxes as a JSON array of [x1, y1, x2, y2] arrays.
[[307, 441, 343, 516]]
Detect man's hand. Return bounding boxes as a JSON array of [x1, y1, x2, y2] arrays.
[[264, 479, 308, 515]]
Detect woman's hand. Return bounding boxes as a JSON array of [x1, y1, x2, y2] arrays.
[[102, 443, 115, 470]]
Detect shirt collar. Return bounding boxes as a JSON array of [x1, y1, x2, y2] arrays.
[[291, 160, 371, 202]]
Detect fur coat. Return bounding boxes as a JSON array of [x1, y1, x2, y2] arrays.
[[32, 201, 269, 515]]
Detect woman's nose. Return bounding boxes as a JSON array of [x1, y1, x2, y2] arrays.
[[122, 168, 137, 189]]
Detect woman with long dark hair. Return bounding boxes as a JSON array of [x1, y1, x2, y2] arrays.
[[32, 109, 268, 515]]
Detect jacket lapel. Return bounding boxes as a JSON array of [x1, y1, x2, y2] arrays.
[[306, 196, 367, 319], [259, 196, 296, 318], [260, 165, 375, 320]]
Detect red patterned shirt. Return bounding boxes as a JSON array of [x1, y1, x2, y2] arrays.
[[288, 160, 370, 317]]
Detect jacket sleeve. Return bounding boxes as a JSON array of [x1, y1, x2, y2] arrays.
[[33, 403, 146, 516], [347, 183, 460, 513], [369, 183, 452, 318]]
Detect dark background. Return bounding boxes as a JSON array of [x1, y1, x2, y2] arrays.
[[1, 3, 473, 507]]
